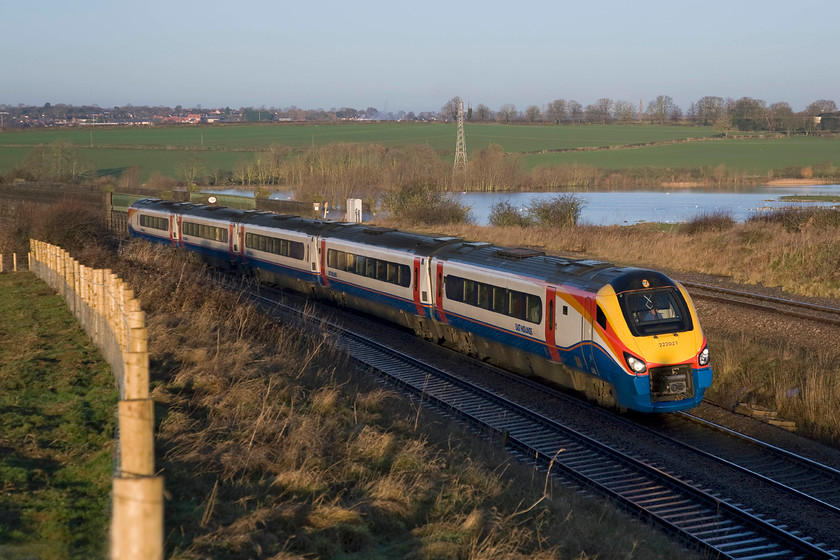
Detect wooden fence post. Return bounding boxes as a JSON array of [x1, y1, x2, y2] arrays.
[[111, 476, 164, 560], [118, 399, 155, 476]]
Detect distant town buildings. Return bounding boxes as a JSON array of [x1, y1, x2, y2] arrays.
[[0, 104, 431, 129]]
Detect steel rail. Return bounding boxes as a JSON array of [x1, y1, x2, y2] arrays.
[[682, 281, 840, 326]]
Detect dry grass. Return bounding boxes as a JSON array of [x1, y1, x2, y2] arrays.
[[402, 215, 840, 298]]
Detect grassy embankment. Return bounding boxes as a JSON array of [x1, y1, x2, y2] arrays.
[[0, 272, 117, 559], [395, 214, 840, 446]]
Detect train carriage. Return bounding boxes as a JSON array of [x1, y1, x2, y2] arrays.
[[429, 244, 711, 412], [127, 198, 182, 245], [319, 226, 461, 334], [237, 212, 335, 295]]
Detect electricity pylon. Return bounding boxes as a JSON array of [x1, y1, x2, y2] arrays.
[[453, 98, 467, 184]]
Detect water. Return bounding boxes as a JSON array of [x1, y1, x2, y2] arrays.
[[203, 185, 840, 226], [459, 185, 840, 226]]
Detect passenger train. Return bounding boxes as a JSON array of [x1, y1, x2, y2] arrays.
[[128, 198, 712, 413]]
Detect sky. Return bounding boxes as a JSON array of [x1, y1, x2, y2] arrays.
[[3, 0, 839, 114]]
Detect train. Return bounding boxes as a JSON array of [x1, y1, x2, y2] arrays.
[[128, 198, 712, 413]]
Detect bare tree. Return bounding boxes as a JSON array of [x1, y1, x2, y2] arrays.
[[546, 99, 567, 123], [568, 100, 583, 124], [524, 105, 542, 123], [767, 102, 795, 133], [474, 104, 491, 121], [805, 99, 838, 115], [440, 96, 462, 122], [590, 98, 614, 124], [613, 100, 636, 124], [695, 96, 725, 126], [176, 154, 206, 187], [497, 104, 518, 123], [647, 95, 676, 124]]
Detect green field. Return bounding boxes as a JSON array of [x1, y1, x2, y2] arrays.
[[523, 135, 840, 173], [0, 122, 837, 180]]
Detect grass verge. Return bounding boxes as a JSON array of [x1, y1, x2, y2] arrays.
[[0, 272, 117, 560]]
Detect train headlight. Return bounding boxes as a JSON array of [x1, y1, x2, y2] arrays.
[[698, 345, 710, 367], [624, 352, 647, 374]]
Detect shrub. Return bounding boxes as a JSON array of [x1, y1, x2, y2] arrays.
[[381, 181, 472, 225], [681, 210, 736, 234], [526, 194, 583, 228], [747, 206, 840, 232], [488, 201, 533, 227]]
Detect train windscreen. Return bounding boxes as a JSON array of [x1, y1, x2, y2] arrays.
[[618, 287, 693, 336]]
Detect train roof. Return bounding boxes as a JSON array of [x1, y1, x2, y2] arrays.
[[320, 225, 463, 256], [130, 199, 676, 292], [434, 242, 676, 293]]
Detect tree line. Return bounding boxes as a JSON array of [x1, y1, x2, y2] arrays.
[[440, 95, 839, 133], [3, 94, 838, 131]]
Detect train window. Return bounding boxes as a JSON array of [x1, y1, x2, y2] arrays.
[[398, 264, 411, 288], [563, 305, 569, 316], [246, 233, 304, 260], [619, 288, 693, 336], [526, 295, 542, 324], [444, 275, 541, 324], [463, 279, 477, 306], [183, 221, 228, 243], [445, 276, 464, 301], [509, 291, 525, 320], [477, 284, 491, 310], [326, 251, 410, 287], [375, 260, 387, 282], [289, 241, 304, 260], [492, 287, 506, 314], [596, 305, 607, 330], [139, 215, 168, 231]]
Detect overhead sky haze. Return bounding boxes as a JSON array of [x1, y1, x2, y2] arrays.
[[3, 0, 838, 113]]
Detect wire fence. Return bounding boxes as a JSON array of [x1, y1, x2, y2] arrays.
[[27, 239, 163, 560]]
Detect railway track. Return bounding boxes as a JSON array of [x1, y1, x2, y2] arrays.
[[682, 281, 840, 325], [234, 279, 839, 560]]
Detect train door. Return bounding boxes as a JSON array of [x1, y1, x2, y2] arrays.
[[545, 287, 560, 362], [173, 215, 182, 247], [583, 297, 599, 375]]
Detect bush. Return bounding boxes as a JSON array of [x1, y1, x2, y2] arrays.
[[527, 194, 583, 228], [488, 201, 533, 227], [747, 206, 840, 232], [681, 210, 736, 234], [382, 181, 472, 225]]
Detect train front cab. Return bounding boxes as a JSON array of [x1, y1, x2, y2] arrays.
[[594, 276, 712, 413]]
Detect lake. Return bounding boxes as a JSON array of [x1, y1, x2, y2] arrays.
[[458, 185, 840, 226], [205, 184, 840, 226]]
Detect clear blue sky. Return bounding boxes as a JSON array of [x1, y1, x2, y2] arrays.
[[3, 0, 838, 113]]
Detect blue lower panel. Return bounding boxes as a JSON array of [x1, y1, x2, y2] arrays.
[[445, 313, 548, 357], [248, 257, 318, 284], [612, 367, 711, 413], [329, 278, 426, 316]]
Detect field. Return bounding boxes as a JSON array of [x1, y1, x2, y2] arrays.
[[2, 122, 837, 183]]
